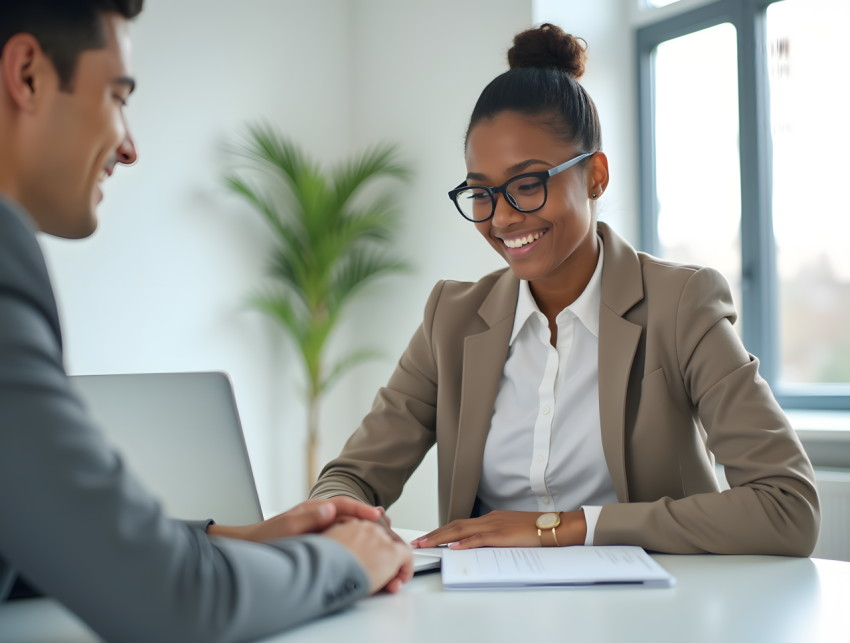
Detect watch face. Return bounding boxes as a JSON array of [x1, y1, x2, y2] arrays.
[[537, 513, 559, 529]]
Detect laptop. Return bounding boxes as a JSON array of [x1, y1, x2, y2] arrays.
[[393, 529, 443, 572], [70, 372, 263, 526], [71, 372, 440, 572]]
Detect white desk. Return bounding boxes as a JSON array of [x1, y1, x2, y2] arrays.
[[2, 555, 849, 643]]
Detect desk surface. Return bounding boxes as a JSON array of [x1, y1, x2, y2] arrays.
[[2, 555, 848, 643]]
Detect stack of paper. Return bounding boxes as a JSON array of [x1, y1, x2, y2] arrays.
[[441, 546, 675, 589]]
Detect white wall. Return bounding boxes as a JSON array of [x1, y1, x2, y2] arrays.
[[333, 0, 648, 531], [40, 0, 535, 524], [41, 0, 356, 517], [530, 0, 727, 248], [42, 0, 647, 529], [534, 0, 641, 247], [326, 0, 534, 531]]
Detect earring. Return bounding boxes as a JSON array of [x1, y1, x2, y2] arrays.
[[591, 193, 597, 199]]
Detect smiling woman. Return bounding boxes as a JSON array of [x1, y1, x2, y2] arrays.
[[311, 23, 820, 558]]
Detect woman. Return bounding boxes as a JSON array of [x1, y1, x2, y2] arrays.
[[310, 24, 819, 555]]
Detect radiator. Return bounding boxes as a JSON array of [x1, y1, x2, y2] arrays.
[[716, 466, 850, 562]]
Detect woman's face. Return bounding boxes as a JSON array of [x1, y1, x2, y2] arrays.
[[465, 112, 607, 283]]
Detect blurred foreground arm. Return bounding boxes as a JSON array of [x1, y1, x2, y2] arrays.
[[208, 498, 413, 594], [0, 205, 381, 643], [206, 496, 383, 542]]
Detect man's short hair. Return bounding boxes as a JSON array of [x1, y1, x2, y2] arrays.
[[0, 1, 144, 90]]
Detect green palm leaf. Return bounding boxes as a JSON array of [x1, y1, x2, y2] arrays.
[[319, 348, 386, 396], [328, 246, 410, 315], [225, 125, 411, 489], [339, 198, 402, 243], [331, 144, 411, 213], [249, 291, 308, 344], [224, 176, 289, 241]]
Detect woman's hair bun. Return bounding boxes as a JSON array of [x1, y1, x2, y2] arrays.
[[507, 24, 588, 79]]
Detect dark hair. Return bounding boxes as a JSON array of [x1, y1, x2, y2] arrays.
[[466, 24, 602, 156], [0, 0, 144, 90]]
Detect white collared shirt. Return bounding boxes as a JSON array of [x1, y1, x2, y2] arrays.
[[477, 240, 616, 545]]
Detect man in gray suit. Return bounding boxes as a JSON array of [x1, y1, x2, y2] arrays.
[[0, 1, 413, 641]]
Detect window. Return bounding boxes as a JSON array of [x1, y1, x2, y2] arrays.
[[638, 0, 850, 409], [653, 23, 743, 333], [766, 0, 850, 387]]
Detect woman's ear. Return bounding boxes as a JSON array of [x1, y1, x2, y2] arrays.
[[587, 152, 609, 199]]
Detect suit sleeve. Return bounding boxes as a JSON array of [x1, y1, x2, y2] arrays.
[[0, 292, 370, 643], [310, 281, 445, 507], [595, 267, 820, 556]]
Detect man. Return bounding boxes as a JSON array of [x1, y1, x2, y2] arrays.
[[0, 1, 413, 641]]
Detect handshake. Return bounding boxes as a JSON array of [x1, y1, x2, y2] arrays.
[[208, 498, 414, 594]]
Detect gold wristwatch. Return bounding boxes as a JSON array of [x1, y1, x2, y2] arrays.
[[536, 512, 561, 547]]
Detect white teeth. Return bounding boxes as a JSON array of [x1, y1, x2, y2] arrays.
[[504, 231, 546, 249]]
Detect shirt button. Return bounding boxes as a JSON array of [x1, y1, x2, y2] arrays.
[[537, 454, 544, 463], [542, 406, 551, 415], [542, 497, 550, 504]]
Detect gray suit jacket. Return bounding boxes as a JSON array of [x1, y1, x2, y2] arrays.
[[0, 198, 369, 642]]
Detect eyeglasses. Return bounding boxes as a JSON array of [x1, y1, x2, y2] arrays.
[[447, 153, 593, 223]]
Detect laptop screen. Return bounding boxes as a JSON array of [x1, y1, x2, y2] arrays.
[[70, 372, 263, 527]]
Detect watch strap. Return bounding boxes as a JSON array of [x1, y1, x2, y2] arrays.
[[537, 526, 561, 547]]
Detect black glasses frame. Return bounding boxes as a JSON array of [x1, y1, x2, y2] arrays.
[[447, 152, 593, 222]]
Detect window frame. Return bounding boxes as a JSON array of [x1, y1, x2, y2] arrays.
[[637, 0, 850, 410]]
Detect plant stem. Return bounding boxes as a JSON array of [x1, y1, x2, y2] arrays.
[[306, 387, 320, 493]]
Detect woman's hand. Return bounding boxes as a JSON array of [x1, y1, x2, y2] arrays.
[[410, 510, 587, 549]]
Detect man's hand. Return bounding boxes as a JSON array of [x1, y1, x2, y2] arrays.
[[409, 510, 587, 549], [207, 497, 384, 542], [322, 520, 414, 594]]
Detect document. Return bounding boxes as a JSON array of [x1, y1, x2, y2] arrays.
[[441, 546, 675, 589]]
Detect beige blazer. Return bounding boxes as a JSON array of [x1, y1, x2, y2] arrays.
[[311, 223, 819, 556]]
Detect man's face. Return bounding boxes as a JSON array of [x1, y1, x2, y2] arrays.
[[18, 13, 137, 239]]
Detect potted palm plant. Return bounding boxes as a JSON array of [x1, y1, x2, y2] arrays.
[[225, 124, 411, 490]]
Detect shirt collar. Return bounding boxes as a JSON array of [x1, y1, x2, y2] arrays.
[[509, 238, 604, 345]]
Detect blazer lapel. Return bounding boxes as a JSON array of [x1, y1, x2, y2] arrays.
[[597, 223, 645, 503], [446, 223, 644, 516], [447, 270, 517, 522]]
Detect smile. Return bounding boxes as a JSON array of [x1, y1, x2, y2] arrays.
[[504, 232, 542, 249], [502, 230, 548, 256]]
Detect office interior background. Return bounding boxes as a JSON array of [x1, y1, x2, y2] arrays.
[[38, 0, 850, 556]]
